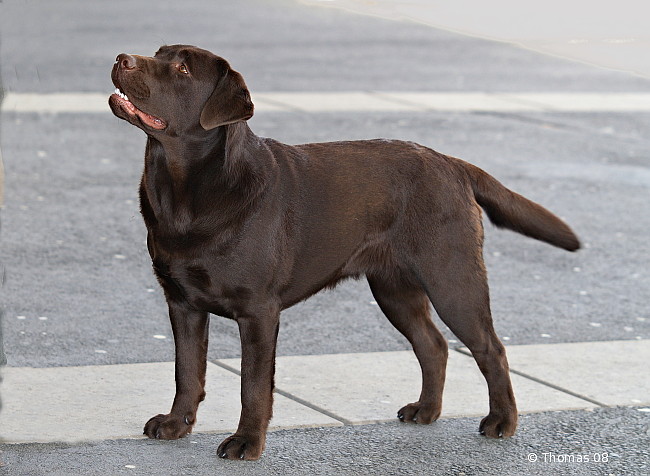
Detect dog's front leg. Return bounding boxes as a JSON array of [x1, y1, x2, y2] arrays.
[[218, 311, 280, 460], [144, 302, 209, 439]]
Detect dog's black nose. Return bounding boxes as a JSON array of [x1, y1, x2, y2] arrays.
[[116, 53, 136, 70]]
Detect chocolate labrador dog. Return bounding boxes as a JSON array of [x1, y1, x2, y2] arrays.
[[109, 45, 579, 460]]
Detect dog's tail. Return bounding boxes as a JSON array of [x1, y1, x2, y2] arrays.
[[462, 161, 580, 251]]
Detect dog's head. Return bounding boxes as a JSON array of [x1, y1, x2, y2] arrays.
[[109, 45, 254, 135]]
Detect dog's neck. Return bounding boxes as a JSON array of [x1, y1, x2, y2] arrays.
[[141, 122, 275, 238], [144, 121, 270, 189]]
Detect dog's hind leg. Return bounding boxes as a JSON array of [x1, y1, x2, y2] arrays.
[[415, 217, 518, 438], [367, 274, 448, 424]]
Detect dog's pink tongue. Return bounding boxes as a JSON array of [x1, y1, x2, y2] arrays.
[[135, 109, 166, 130], [114, 93, 166, 130]]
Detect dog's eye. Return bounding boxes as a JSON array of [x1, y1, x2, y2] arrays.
[[179, 63, 189, 74]]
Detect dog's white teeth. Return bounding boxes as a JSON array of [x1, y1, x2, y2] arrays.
[[114, 88, 129, 101]]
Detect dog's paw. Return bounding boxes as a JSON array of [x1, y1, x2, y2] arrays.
[[217, 434, 264, 461], [143, 413, 194, 440], [478, 411, 517, 438], [397, 401, 441, 424]]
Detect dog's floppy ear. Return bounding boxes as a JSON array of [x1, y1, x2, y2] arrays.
[[200, 61, 254, 130]]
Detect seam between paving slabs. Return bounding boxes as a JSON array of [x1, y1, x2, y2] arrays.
[[452, 347, 609, 408], [210, 359, 353, 426]]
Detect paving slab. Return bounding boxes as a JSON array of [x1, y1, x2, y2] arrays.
[[375, 91, 542, 112], [5, 339, 641, 444], [6, 92, 650, 114], [253, 91, 412, 112], [222, 349, 595, 425], [503, 339, 650, 407], [0, 362, 340, 444], [500, 92, 650, 112]]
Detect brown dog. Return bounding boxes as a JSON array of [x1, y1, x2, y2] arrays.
[[109, 45, 579, 460]]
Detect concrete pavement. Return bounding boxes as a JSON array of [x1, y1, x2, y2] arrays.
[[6, 91, 650, 113], [2, 340, 649, 444]]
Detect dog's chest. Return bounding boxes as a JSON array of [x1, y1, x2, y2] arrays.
[[152, 253, 256, 319]]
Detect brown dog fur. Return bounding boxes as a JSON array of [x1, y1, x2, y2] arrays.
[[109, 45, 579, 460]]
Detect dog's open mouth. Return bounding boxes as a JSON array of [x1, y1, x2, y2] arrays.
[[110, 88, 167, 130]]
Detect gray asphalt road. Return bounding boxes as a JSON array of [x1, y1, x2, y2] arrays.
[[1, 0, 649, 474], [3, 407, 649, 476]]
